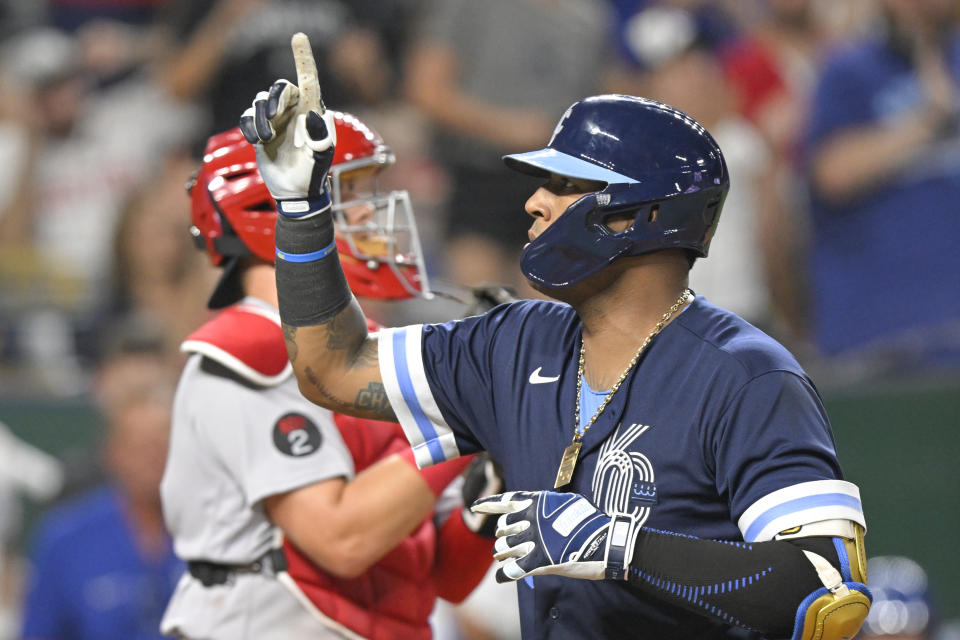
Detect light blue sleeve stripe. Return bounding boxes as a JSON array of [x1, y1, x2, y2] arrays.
[[744, 493, 862, 542], [391, 330, 446, 465]]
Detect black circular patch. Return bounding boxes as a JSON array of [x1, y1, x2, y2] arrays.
[[272, 412, 322, 457]]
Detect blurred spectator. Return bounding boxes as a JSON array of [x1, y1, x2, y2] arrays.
[[0, 421, 64, 639], [106, 148, 219, 369], [0, 26, 201, 393], [858, 555, 940, 640], [719, 0, 845, 343], [804, 0, 960, 376], [619, 4, 778, 329], [609, 0, 740, 69], [18, 327, 182, 640], [154, 0, 410, 142], [0, 27, 105, 395], [723, 0, 833, 155], [0, 2, 43, 41], [44, 0, 169, 33], [405, 0, 615, 294]]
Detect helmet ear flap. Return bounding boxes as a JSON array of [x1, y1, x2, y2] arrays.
[[587, 184, 651, 236], [593, 200, 660, 236], [506, 95, 729, 289], [521, 179, 728, 289], [593, 182, 727, 259], [521, 192, 635, 288]]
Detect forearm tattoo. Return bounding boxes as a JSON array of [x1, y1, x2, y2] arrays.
[[324, 310, 359, 352], [284, 305, 392, 420], [355, 339, 379, 369], [282, 324, 299, 363], [354, 381, 391, 416], [303, 366, 341, 405]]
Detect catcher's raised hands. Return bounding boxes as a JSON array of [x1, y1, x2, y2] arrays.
[[239, 32, 336, 219]]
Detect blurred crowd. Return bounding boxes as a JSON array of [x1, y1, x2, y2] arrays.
[[0, 0, 959, 639], [3, 0, 960, 394]]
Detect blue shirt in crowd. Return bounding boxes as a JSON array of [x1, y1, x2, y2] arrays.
[[805, 36, 960, 365], [20, 485, 182, 640]]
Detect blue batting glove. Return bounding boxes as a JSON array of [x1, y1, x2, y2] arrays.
[[471, 490, 640, 583]]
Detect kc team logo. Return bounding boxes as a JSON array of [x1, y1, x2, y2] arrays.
[[273, 412, 322, 457], [591, 422, 657, 526]]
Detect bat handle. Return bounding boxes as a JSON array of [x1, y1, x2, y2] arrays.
[[291, 32, 322, 115]]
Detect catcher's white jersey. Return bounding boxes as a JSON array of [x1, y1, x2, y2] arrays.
[[159, 298, 356, 639]]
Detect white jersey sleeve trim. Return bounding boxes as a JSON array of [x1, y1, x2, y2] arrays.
[[774, 518, 855, 540], [737, 479, 866, 542], [377, 326, 460, 468], [180, 340, 293, 387]]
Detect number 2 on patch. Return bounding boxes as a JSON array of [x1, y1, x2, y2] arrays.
[[287, 430, 312, 456]]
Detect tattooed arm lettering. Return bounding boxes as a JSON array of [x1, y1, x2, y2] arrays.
[[282, 324, 299, 363], [354, 381, 396, 421], [282, 300, 395, 420]]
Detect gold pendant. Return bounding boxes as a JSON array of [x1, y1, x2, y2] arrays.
[[554, 439, 582, 488]]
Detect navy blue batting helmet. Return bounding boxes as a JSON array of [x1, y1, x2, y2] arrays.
[[504, 95, 729, 289]]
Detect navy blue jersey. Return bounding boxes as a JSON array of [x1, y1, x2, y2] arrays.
[[378, 294, 865, 639]]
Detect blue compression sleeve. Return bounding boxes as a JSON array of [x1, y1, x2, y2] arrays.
[[622, 529, 839, 637]]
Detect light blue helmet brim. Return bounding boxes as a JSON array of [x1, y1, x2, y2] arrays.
[[503, 148, 638, 184]]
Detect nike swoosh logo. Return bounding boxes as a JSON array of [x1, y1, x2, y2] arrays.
[[529, 367, 560, 384]]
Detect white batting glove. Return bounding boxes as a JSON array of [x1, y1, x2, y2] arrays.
[[471, 490, 640, 583], [239, 79, 337, 218]]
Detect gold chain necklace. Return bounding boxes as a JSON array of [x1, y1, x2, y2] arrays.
[[554, 288, 692, 488]]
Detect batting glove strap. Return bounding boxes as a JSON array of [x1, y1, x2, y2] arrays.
[[276, 191, 331, 219], [604, 513, 640, 580]]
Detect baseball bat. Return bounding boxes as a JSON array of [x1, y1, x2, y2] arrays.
[[291, 32, 323, 115], [263, 32, 322, 159]]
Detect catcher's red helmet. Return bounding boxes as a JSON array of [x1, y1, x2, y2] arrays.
[[189, 113, 430, 308]]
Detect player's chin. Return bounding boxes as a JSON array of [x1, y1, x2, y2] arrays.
[[527, 278, 567, 302], [527, 272, 614, 306]]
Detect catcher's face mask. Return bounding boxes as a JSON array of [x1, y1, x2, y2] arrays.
[[329, 161, 430, 301]]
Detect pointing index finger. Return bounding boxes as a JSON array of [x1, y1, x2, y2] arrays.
[[291, 32, 322, 115]]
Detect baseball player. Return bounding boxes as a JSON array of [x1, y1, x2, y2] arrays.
[[240, 42, 871, 640], [159, 117, 498, 640]]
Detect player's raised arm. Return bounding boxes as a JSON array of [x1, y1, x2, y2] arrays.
[[239, 33, 389, 420]]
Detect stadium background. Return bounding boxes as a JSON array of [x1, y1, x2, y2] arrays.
[[1, 0, 958, 638]]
